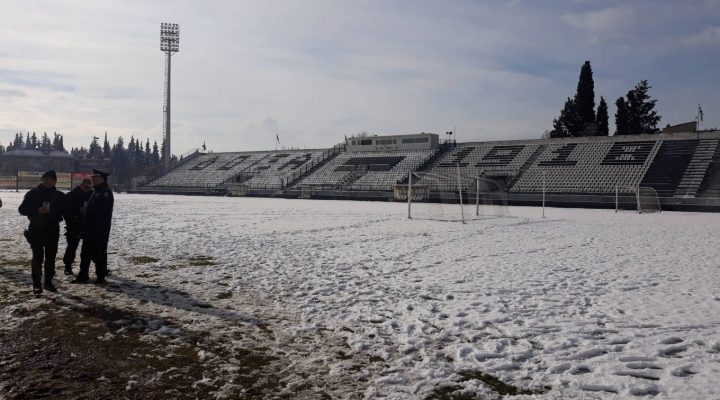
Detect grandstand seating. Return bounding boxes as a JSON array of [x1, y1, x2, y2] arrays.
[[146, 150, 325, 189], [421, 142, 542, 190], [508, 139, 660, 193], [243, 151, 324, 189], [298, 150, 436, 190], [139, 131, 720, 210]]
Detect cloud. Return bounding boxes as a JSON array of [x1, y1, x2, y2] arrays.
[[0, 87, 26, 97], [0, 0, 718, 151], [682, 26, 720, 46], [560, 6, 637, 35]]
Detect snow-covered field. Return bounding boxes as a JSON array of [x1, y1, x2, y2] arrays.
[[2, 191, 720, 399]]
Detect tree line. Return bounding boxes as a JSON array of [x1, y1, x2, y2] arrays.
[[2, 131, 66, 153], [1, 132, 174, 184], [549, 61, 661, 137]]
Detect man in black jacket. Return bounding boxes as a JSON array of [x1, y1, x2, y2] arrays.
[[74, 169, 114, 284], [62, 178, 92, 275], [18, 170, 66, 294]]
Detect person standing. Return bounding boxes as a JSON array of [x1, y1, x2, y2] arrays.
[[62, 178, 92, 275], [74, 169, 113, 284], [18, 170, 66, 294]]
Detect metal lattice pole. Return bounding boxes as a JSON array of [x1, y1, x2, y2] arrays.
[[160, 23, 179, 171]]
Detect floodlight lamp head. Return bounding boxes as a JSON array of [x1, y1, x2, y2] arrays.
[[160, 22, 179, 52]]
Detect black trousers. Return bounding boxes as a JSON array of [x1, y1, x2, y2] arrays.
[[29, 227, 60, 287], [62, 225, 82, 268], [78, 239, 108, 280]]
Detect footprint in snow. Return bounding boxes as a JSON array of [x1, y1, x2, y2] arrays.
[[659, 337, 683, 345], [570, 365, 592, 375], [671, 365, 698, 377], [658, 344, 688, 358], [629, 384, 660, 396]]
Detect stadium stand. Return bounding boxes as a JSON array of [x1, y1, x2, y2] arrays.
[[134, 131, 720, 211], [512, 138, 660, 194], [421, 142, 542, 190], [298, 150, 436, 191], [145, 150, 325, 190]]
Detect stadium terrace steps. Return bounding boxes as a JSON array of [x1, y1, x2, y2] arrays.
[[674, 139, 719, 197], [697, 139, 720, 197], [285, 143, 346, 189], [641, 140, 699, 197], [508, 144, 547, 189]]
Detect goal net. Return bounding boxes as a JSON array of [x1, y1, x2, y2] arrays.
[[636, 186, 661, 213], [395, 168, 510, 222], [615, 185, 661, 213]]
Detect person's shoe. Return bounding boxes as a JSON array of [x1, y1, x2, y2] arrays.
[[94, 278, 107, 285], [64, 266, 74, 275], [71, 277, 89, 284], [33, 286, 43, 294], [43, 281, 58, 293]]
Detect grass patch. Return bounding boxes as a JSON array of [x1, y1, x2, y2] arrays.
[[187, 256, 216, 267], [426, 371, 549, 399], [216, 291, 232, 300], [129, 256, 160, 265], [0, 257, 32, 267]]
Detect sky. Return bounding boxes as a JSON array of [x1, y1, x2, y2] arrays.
[[0, 0, 718, 154]]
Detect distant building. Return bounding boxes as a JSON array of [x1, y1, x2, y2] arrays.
[[662, 121, 697, 134], [346, 133, 439, 152]]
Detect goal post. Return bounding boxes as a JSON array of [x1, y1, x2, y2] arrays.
[[397, 167, 510, 222], [614, 184, 661, 213]]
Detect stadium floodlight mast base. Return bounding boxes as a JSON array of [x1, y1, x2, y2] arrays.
[[160, 22, 179, 171]]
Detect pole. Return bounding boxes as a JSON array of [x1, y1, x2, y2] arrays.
[[407, 171, 412, 220], [615, 184, 618, 213], [542, 170, 546, 218], [457, 163, 465, 223], [475, 176, 480, 216], [163, 51, 172, 170]]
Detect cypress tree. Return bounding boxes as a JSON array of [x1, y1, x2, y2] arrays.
[[630, 80, 661, 134], [575, 61, 596, 133], [554, 97, 582, 137], [152, 141, 160, 164], [145, 139, 151, 162], [595, 97, 609, 136], [103, 132, 111, 158], [615, 97, 630, 135]]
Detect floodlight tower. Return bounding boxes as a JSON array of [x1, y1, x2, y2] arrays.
[[160, 22, 179, 170]]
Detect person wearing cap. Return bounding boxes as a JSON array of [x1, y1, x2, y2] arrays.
[[62, 177, 93, 276], [18, 170, 66, 294], [74, 169, 113, 284]]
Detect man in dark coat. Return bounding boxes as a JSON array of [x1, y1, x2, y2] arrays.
[[74, 169, 114, 284], [62, 178, 92, 275], [18, 170, 66, 294]]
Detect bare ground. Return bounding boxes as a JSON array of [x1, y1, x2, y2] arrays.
[[0, 252, 372, 400]]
